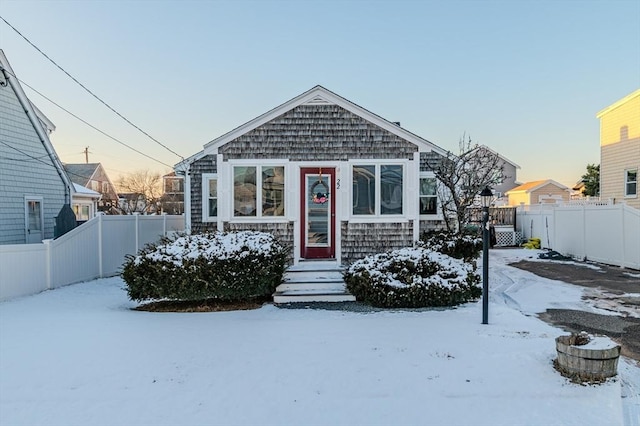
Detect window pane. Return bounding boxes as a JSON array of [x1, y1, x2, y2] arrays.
[[234, 167, 257, 216], [262, 166, 285, 216], [627, 170, 637, 196], [208, 179, 217, 217], [381, 165, 403, 215], [352, 165, 376, 215], [420, 177, 437, 215]]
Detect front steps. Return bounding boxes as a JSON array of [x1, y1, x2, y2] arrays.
[[273, 260, 356, 303]]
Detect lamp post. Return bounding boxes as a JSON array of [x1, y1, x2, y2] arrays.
[[480, 186, 493, 325]]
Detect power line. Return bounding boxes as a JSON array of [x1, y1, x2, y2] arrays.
[[2, 67, 173, 168], [0, 15, 185, 161]]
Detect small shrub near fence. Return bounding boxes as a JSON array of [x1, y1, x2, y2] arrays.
[[121, 231, 289, 302]]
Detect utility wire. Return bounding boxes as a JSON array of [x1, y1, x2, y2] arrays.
[[2, 67, 173, 168], [0, 15, 185, 161]]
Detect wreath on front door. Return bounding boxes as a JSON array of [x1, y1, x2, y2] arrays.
[[311, 180, 330, 204]]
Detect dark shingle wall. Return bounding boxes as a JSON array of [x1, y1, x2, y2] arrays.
[[340, 221, 414, 265]]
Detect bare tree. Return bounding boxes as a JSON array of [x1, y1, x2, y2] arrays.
[[115, 170, 163, 214], [427, 135, 509, 232]]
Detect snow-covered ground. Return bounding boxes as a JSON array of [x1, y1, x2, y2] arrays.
[[1, 249, 638, 426]]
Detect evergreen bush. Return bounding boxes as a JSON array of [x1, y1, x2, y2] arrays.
[[121, 231, 288, 302], [344, 247, 481, 308], [419, 230, 483, 262]]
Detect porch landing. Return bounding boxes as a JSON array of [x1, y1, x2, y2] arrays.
[[273, 260, 356, 303]]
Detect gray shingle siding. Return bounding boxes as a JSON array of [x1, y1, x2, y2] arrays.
[[189, 155, 217, 234], [340, 221, 414, 265], [0, 82, 67, 244], [220, 104, 418, 161]]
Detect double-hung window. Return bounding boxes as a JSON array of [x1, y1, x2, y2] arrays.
[[625, 169, 637, 197], [352, 164, 403, 216], [233, 166, 285, 218], [419, 175, 438, 215], [202, 173, 218, 221]]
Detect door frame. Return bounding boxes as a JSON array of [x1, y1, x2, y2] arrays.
[[24, 196, 44, 244], [300, 167, 336, 259]]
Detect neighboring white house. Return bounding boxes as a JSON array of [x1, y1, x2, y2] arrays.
[[71, 183, 101, 223], [0, 49, 76, 244]]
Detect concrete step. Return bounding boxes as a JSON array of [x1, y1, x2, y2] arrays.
[[284, 271, 344, 281], [273, 290, 356, 304], [277, 281, 346, 292]]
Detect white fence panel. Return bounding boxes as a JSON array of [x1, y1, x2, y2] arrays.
[[517, 204, 639, 269], [101, 216, 138, 276], [0, 214, 185, 301], [50, 218, 101, 288], [0, 244, 48, 300]]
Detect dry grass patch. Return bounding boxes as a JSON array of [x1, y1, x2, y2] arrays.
[[134, 296, 271, 312]]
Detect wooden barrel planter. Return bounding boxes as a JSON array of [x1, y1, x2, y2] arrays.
[[555, 333, 621, 382]]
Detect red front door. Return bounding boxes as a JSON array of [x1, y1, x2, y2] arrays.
[[300, 168, 335, 259]]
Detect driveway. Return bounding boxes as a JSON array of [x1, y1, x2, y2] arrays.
[[509, 259, 640, 361]]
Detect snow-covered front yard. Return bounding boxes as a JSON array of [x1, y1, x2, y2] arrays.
[[1, 249, 638, 426]]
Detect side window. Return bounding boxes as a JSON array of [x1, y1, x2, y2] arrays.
[[625, 169, 637, 197], [419, 176, 437, 215], [262, 166, 285, 216], [234, 166, 257, 216], [380, 165, 403, 215], [352, 165, 376, 215], [202, 173, 218, 221]]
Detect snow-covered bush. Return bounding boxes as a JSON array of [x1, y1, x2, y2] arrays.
[[121, 231, 288, 302], [419, 230, 482, 262], [344, 247, 481, 308]]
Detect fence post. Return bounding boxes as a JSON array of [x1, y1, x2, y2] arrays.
[[98, 213, 103, 278], [43, 239, 52, 290], [582, 205, 587, 261], [620, 204, 626, 267], [134, 213, 140, 251], [163, 212, 167, 236]]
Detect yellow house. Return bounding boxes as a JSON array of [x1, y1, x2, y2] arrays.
[[506, 179, 571, 206], [596, 89, 640, 210]]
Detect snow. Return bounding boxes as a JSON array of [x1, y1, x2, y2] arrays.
[[1, 249, 639, 426]]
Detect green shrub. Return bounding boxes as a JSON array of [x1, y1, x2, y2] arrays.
[[121, 231, 288, 302], [344, 247, 481, 308], [419, 230, 482, 262]]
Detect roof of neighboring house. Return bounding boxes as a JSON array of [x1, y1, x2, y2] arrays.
[[64, 163, 101, 186], [473, 145, 521, 169], [177, 85, 449, 170], [506, 179, 570, 194], [72, 183, 101, 200], [596, 89, 640, 118]]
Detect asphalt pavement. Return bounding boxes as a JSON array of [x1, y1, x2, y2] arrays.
[[509, 259, 640, 361]]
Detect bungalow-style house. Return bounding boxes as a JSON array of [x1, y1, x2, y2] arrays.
[[176, 85, 450, 267], [160, 172, 184, 214], [0, 49, 76, 244], [64, 163, 119, 214], [596, 89, 640, 210], [506, 179, 571, 206]]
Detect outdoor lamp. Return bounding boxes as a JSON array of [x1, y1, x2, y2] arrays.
[[481, 186, 493, 324], [480, 186, 493, 208]]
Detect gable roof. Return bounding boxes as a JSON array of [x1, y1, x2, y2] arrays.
[[0, 49, 74, 197], [596, 89, 640, 119], [177, 85, 448, 170], [473, 145, 521, 169], [64, 163, 101, 186], [506, 179, 569, 194]]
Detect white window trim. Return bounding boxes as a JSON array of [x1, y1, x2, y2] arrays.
[[349, 160, 408, 220], [230, 163, 288, 220], [419, 172, 440, 219], [201, 173, 218, 222], [624, 168, 637, 198]]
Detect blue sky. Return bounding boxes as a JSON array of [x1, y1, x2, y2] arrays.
[[1, 0, 639, 187]]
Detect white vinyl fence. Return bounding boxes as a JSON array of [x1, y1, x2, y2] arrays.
[[0, 214, 185, 301], [516, 203, 640, 269]]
